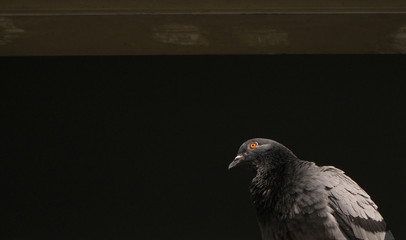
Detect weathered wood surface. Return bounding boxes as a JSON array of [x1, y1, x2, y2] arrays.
[[1, 1, 406, 55], [2, 0, 405, 10]]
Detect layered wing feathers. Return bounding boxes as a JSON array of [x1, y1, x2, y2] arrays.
[[320, 166, 394, 240]]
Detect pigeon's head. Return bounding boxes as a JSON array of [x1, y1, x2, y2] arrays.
[[228, 138, 297, 170]]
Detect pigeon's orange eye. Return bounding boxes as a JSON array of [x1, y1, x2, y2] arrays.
[[249, 142, 257, 149]]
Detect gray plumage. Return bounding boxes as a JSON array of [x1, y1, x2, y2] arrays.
[[228, 138, 395, 240]]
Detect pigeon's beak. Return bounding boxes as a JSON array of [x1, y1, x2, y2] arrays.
[[228, 154, 245, 170]]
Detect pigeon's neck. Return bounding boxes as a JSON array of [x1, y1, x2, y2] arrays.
[[251, 159, 292, 192], [249, 157, 299, 221]]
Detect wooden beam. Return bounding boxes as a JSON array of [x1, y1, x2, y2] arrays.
[[1, 8, 406, 55]]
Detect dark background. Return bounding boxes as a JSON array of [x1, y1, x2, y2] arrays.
[[2, 56, 405, 239]]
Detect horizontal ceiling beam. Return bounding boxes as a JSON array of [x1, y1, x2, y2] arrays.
[[1, 9, 406, 55]]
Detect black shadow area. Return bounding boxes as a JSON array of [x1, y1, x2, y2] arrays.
[[2, 56, 405, 240]]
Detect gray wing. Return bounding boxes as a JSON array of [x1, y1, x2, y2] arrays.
[[321, 166, 395, 240]]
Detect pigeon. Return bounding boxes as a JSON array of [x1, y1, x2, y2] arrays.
[[228, 138, 395, 240]]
